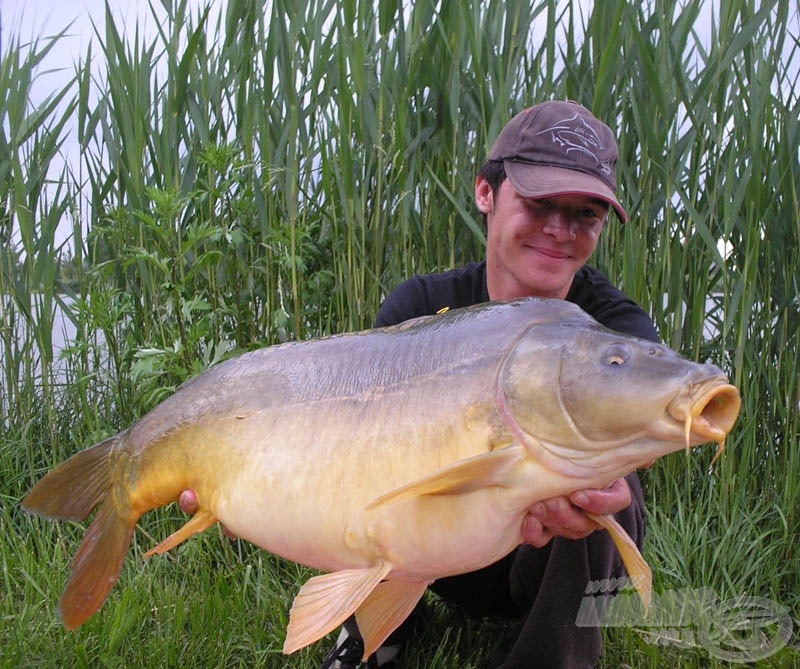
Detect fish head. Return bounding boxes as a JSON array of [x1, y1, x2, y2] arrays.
[[499, 320, 741, 481]]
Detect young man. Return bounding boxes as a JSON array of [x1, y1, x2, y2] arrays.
[[321, 100, 658, 669], [182, 101, 658, 668]]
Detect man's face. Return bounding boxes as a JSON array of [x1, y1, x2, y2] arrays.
[[476, 177, 607, 300]]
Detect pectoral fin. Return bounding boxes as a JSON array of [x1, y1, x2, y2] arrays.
[[283, 562, 393, 655], [585, 512, 652, 612], [143, 509, 218, 558], [355, 580, 428, 659], [365, 445, 526, 510]]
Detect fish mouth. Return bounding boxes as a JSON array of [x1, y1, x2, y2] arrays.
[[668, 378, 741, 463]]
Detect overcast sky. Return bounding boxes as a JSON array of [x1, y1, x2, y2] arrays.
[[5, 1, 797, 109], [1, 0, 224, 103], [2, 0, 164, 62]]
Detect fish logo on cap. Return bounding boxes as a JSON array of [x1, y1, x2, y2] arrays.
[[536, 112, 612, 176]]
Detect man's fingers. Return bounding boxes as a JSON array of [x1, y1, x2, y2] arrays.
[[523, 482, 638, 546], [569, 478, 631, 515], [521, 514, 554, 548]]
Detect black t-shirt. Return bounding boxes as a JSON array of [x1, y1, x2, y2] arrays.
[[375, 261, 659, 343]]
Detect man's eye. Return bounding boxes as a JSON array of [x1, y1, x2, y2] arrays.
[[579, 207, 606, 223]]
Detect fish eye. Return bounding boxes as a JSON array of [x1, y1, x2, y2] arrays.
[[604, 343, 631, 367]]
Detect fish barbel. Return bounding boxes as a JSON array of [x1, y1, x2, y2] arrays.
[[22, 298, 740, 659]]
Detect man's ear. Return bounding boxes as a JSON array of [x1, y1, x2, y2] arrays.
[[474, 175, 494, 214]]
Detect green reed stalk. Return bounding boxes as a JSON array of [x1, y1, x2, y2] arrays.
[[0, 28, 76, 449]]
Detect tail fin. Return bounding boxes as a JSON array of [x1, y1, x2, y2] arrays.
[[59, 500, 136, 629], [22, 436, 116, 521], [22, 436, 138, 629]]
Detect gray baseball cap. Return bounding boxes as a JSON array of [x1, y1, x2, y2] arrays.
[[487, 100, 627, 222]]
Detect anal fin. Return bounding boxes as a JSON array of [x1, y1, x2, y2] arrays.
[[283, 562, 393, 655], [355, 580, 428, 659], [586, 512, 652, 612]]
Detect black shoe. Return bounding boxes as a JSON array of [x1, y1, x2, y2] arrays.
[[320, 628, 402, 669]]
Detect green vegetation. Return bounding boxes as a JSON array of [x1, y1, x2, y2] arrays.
[[2, 0, 798, 666]]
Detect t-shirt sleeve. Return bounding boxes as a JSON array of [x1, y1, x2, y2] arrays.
[[374, 262, 488, 328], [374, 277, 433, 327], [595, 299, 660, 343], [570, 266, 660, 343]]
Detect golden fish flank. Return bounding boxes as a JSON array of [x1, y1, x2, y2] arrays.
[[22, 297, 741, 661]]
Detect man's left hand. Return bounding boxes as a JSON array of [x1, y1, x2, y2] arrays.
[[521, 477, 632, 548]]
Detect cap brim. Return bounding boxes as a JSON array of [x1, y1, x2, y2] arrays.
[[505, 161, 628, 223]]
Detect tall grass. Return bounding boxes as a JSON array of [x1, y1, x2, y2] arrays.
[[2, 0, 798, 666]]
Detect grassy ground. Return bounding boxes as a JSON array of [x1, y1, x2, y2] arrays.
[[2, 0, 798, 666]]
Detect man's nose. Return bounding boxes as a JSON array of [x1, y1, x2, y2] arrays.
[[541, 210, 576, 240]]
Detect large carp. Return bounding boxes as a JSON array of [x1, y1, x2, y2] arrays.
[[22, 298, 740, 659]]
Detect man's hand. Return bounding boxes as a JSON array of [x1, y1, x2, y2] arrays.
[[521, 477, 632, 548], [178, 489, 237, 540]]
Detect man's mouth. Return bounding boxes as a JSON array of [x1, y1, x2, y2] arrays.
[[530, 245, 570, 260]]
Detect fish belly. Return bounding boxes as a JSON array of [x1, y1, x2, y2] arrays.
[[207, 398, 506, 574], [365, 491, 526, 581], [217, 471, 527, 579]]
